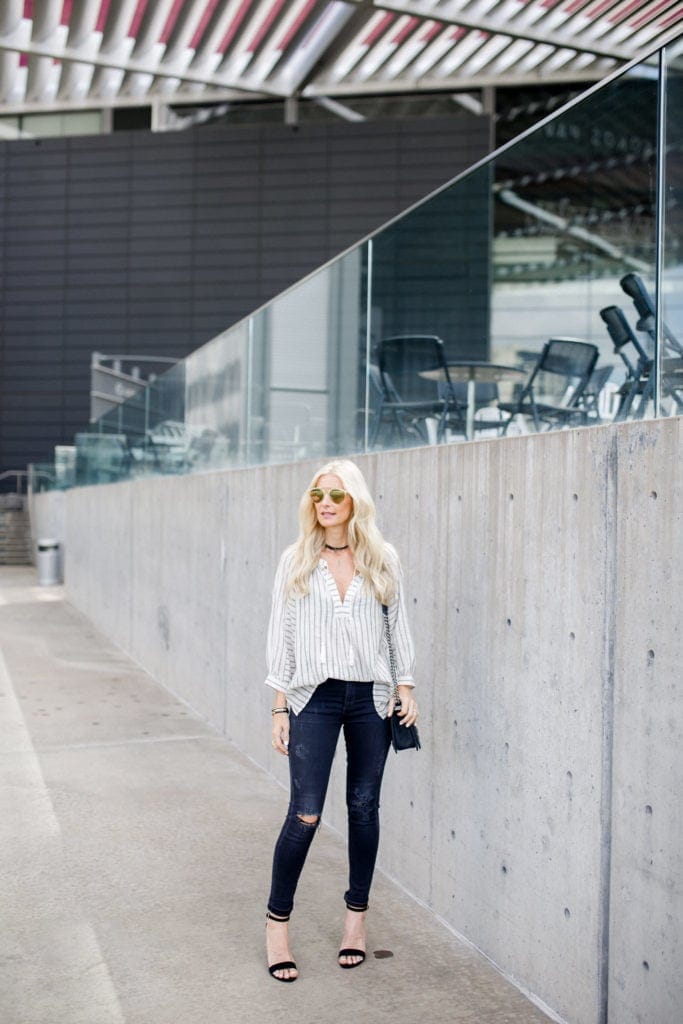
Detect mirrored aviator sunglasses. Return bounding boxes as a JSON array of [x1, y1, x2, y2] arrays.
[[310, 487, 348, 504]]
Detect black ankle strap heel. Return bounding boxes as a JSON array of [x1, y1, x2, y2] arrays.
[[266, 912, 297, 982], [339, 902, 368, 968]]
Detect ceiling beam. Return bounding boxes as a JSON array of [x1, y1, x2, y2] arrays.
[[303, 66, 611, 96], [276, 0, 369, 95], [314, 95, 366, 121], [0, 89, 266, 116], [0, 26, 287, 98], [368, 0, 639, 63], [497, 187, 651, 273]]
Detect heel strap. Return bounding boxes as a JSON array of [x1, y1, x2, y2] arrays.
[[266, 913, 290, 929], [345, 902, 368, 913]]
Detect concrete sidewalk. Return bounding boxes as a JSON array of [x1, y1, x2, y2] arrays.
[[0, 567, 554, 1024]]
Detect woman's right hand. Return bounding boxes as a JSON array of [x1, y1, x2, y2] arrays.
[[271, 712, 290, 756]]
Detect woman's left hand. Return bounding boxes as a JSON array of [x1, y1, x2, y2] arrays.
[[389, 685, 419, 726]]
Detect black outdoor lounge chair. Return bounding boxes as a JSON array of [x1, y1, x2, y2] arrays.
[[498, 338, 599, 434], [371, 335, 465, 446]]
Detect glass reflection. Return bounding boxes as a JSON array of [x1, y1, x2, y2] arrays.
[[369, 174, 494, 448], [492, 70, 658, 427], [184, 320, 249, 470], [662, 39, 683, 417], [368, 66, 660, 448], [55, 38, 680, 492], [77, 362, 186, 484], [249, 245, 368, 465]]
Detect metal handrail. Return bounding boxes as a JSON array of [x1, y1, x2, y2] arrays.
[[0, 470, 28, 494]]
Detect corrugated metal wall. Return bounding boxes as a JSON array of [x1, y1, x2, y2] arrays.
[[0, 115, 490, 470]]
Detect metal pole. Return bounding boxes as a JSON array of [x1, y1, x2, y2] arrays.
[[245, 317, 254, 465], [363, 239, 373, 453], [653, 47, 668, 418], [144, 384, 150, 461]]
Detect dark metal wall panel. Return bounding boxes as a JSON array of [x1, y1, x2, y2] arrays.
[[0, 115, 490, 470]]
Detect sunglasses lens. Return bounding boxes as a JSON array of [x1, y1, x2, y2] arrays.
[[310, 487, 347, 503]]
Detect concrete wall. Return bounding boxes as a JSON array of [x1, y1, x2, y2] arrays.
[[35, 417, 682, 1024]]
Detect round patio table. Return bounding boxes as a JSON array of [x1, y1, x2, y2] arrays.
[[420, 360, 526, 440]]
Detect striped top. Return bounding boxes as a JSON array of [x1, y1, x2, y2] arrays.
[[265, 547, 416, 717]]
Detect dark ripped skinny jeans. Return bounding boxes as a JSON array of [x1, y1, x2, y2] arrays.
[[268, 678, 391, 917]]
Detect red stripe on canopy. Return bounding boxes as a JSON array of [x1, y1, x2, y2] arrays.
[[278, 0, 319, 52], [218, 0, 254, 52], [247, 0, 289, 53], [391, 16, 420, 47], [128, 0, 149, 37], [96, 0, 113, 33], [159, 0, 185, 44], [361, 12, 395, 48]]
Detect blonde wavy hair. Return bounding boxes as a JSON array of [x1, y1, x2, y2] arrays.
[[286, 459, 399, 604]]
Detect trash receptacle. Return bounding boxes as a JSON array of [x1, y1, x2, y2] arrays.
[[37, 539, 61, 585]]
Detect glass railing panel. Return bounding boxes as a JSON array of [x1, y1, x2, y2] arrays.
[[248, 244, 369, 465], [369, 170, 495, 447], [28, 462, 59, 493], [75, 362, 186, 484], [490, 65, 658, 431], [367, 58, 660, 448], [72, 37, 679, 484], [127, 361, 188, 476], [661, 39, 683, 417], [55, 446, 76, 489], [184, 318, 251, 471], [72, 239, 370, 483]]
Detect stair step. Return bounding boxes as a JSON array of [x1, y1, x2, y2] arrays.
[[0, 508, 32, 565]]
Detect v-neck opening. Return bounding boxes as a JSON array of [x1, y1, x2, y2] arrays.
[[319, 559, 360, 608]]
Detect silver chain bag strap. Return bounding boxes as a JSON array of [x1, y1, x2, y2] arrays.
[[382, 604, 421, 753]]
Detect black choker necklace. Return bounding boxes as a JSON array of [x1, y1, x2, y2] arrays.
[[324, 543, 349, 551]]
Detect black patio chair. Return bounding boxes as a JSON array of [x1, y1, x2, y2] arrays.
[[617, 276, 683, 412], [620, 273, 683, 357], [370, 335, 465, 446], [498, 338, 599, 434], [580, 363, 617, 422], [599, 305, 652, 420], [600, 303, 683, 419]]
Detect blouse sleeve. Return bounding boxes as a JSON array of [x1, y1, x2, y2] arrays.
[[387, 554, 416, 688], [265, 549, 295, 693]]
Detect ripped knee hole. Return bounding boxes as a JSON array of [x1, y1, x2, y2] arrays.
[[297, 813, 319, 826]]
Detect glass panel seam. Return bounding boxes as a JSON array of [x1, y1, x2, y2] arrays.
[[364, 239, 373, 454], [654, 48, 668, 418]]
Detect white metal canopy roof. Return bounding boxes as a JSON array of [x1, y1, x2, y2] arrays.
[[0, 0, 681, 117]]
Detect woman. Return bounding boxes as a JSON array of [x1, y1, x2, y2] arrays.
[[264, 459, 418, 982]]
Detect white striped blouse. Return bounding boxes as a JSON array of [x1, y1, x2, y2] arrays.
[[265, 547, 416, 717]]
